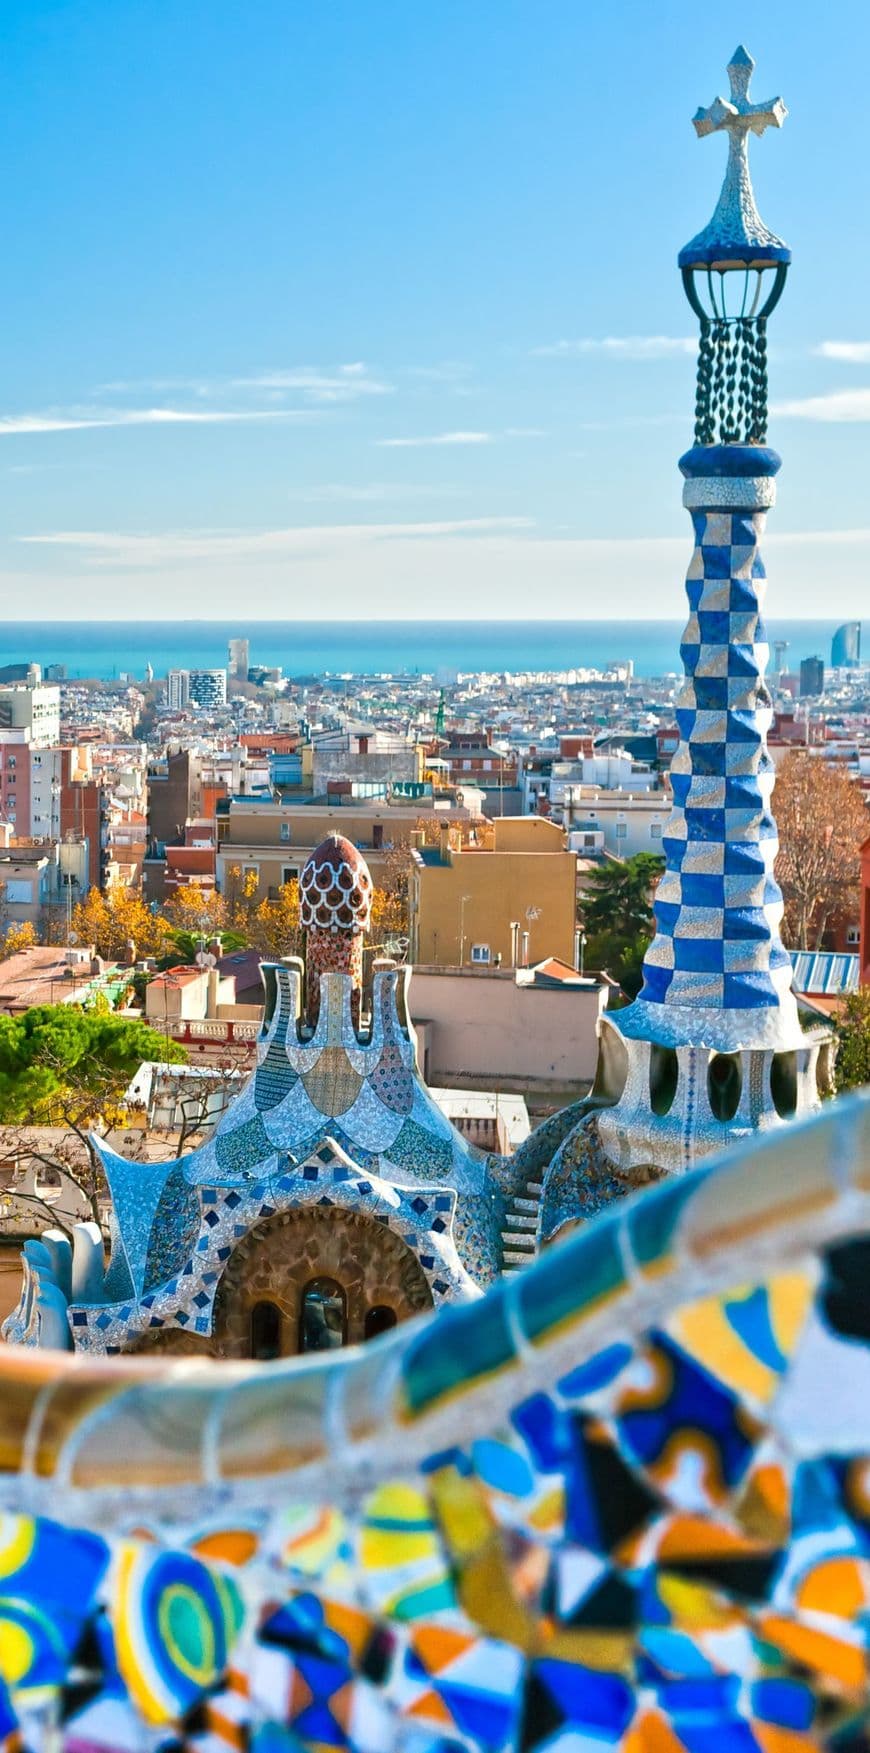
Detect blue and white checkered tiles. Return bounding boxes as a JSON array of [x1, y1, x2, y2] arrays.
[[639, 506, 794, 1014]]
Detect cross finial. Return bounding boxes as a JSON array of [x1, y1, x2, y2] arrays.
[[679, 46, 790, 269], [693, 45, 787, 143]]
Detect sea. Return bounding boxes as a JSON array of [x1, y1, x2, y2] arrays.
[[0, 619, 844, 683]]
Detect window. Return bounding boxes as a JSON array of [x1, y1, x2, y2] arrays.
[[471, 943, 491, 964], [650, 823, 662, 839], [280, 822, 291, 843], [299, 1278, 346, 1353], [847, 925, 860, 947], [615, 822, 627, 839], [582, 833, 597, 848], [282, 866, 298, 886], [373, 824, 384, 850], [364, 1305, 397, 1342], [243, 863, 259, 880], [250, 1300, 282, 1360], [6, 758, 15, 771]]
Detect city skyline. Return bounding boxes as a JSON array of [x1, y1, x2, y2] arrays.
[[2, 0, 869, 618]]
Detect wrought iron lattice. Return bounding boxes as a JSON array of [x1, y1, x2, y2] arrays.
[[693, 314, 769, 445]]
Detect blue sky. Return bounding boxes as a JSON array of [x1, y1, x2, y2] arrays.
[[1, 0, 869, 620]]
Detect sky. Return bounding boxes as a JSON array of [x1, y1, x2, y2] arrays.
[[1, 0, 869, 621]]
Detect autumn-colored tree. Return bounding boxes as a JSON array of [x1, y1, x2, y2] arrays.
[[246, 881, 303, 960], [0, 921, 36, 959], [773, 754, 868, 951], [71, 887, 174, 962], [162, 886, 229, 936], [370, 844, 410, 951], [223, 864, 261, 932]]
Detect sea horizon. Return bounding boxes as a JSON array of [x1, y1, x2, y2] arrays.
[[0, 617, 848, 683]]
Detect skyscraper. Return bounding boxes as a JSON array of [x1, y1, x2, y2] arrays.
[[228, 637, 250, 682], [167, 668, 190, 710], [188, 669, 228, 709], [800, 655, 825, 697], [831, 621, 861, 667]]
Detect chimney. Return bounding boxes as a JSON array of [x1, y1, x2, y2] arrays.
[[439, 823, 451, 863]]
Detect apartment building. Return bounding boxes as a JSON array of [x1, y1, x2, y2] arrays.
[[408, 816, 578, 970], [215, 786, 485, 902]]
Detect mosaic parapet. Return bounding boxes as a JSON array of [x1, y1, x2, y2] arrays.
[[0, 1090, 866, 1524], [3, 1098, 869, 1753]]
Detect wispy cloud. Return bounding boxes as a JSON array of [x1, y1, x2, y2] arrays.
[[97, 363, 391, 403], [814, 341, 870, 364], [376, 426, 544, 449], [772, 389, 870, 422], [20, 516, 533, 567], [230, 364, 392, 401], [376, 430, 492, 449], [286, 482, 466, 503], [0, 406, 315, 436], [532, 336, 696, 360]]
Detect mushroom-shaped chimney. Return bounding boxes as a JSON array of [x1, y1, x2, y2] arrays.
[[299, 835, 373, 936], [300, 835, 373, 1026]]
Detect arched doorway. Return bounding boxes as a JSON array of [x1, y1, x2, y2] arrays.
[[250, 1299, 282, 1360], [364, 1304, 398, 1341], [207, 1205, 433, 1359], [300, 1278, 347, 1352]]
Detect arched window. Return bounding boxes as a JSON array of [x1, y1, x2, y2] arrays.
[[250, 1300, 282, 1361], [300, 1278, 346, 1353], [364, 1304, 398, 1342]]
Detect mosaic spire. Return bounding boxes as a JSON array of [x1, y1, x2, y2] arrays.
[[629, 444, 799, 1051], [616, 49, 805, 1062]]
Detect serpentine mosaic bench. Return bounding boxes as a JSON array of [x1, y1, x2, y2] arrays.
[[0, 1091, 868, 1750]]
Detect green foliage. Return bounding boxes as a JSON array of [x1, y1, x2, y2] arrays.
[[580, 853, 665, 999], [0, 1005, 188, 1125], [836, 988, 870, 1092], [160, 928, 248, 968]]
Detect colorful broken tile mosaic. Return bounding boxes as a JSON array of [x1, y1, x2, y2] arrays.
[[0, 1093, 867, 1749]]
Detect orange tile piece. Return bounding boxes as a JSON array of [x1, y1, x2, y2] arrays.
[[759, 1615, 867, 1691]]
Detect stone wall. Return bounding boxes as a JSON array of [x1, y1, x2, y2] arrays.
[[133, 1204, 433, 1359]]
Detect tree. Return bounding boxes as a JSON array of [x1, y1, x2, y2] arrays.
[[71, 887, 173, 962], [0, 921, 36, 959], [370, 844, 410, 953], [246, 881, 303, 960], [223, 865, 261, 932], [579, 852, 665, 999], [0, 1006, 187, 1128], [774, 754, 868, 951], [0, 1005, 188, 1235], [835, 988, 870, 1093], [162, 887, 228, 936]]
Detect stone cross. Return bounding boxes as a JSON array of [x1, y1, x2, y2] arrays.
[[693, 45, 787, 146], [681, 46, 788, 264]]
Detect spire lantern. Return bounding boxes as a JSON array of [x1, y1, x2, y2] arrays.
[[680, 48, 789, 446]]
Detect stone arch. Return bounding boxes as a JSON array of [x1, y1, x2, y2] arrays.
[[160, 1205, 433, 1360]]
